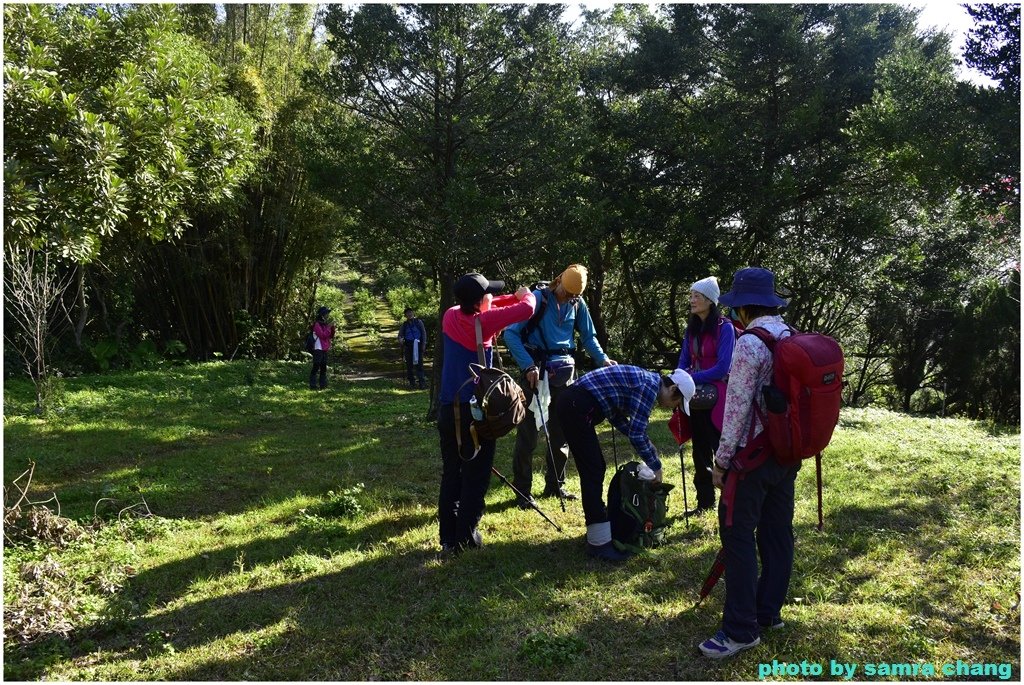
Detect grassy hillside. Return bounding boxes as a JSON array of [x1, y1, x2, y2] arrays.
[[3, 362, 1019, 681]]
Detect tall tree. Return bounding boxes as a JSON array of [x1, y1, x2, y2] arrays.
[[91, 4, 340, 359], [313, 4, 577, 415], [582, 4, 922, 362], [964, 3, 1020, 97], [3, 4, 256, 366]]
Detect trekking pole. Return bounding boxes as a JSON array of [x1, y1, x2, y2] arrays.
[[679, 440, 690, 527], [611, 428, 618, 468], [534, 386, 566, 513], [491, 465, 562, 533]]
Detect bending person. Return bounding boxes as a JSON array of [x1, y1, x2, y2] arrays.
[[555, 364, 693, 562]]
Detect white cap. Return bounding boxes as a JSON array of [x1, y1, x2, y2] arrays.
[[691, 276, 720, 305], [670, 368, 695, 415]]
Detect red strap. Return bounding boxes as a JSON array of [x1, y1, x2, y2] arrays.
[[816, 452, 823, 531], [740, 326, 777, 352], [720, 432, 771, 527]]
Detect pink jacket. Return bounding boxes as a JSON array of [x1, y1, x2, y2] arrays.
[[313, 321, 335, 351]]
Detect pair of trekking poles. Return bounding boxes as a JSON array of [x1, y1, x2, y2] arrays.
[[496, 377, 702, 533], [492, 380, 567, 533]]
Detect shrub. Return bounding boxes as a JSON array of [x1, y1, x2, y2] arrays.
[[384, 284, 439, 322], [317, 484, 365, 519], [352, 288, 378, 328]]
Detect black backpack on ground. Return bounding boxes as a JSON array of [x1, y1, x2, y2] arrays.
[[607, 461, 674, 554]]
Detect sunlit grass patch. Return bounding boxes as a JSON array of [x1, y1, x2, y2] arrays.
[[3, 373, 1019, 680]]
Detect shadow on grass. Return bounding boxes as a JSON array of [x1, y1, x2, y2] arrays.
[[4, 368, 442, 520], [54, 536, 628, 680], [122, 509, 438, 612]]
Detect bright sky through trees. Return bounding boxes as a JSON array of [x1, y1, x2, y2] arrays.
[[562, 1, 1000, 87]]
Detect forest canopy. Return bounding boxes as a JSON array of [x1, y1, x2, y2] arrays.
[[3, 3, 1019, 424]]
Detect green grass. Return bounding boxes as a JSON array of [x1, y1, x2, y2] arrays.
[[3, 365, 1019, 680]]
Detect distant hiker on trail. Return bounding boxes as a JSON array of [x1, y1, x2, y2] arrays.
[[437, 273, 535, 554], [309, 306, 336, 391], [554, 364, 694, 562], [698, 267, 794, 660], [503, 263, 616, 509], [675, 276, 735, 516], [398, 307, 427, 389]]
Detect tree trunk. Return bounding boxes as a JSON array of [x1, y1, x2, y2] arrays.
[[74, 266, 87, 349], [427, 266, 455, 421], [587, 241, 610, 353]]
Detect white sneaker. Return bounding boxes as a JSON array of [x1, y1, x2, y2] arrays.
[[698, 630, 760, 659]]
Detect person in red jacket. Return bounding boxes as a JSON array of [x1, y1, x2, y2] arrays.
[[309, 306, 336, 390], [437, 273, 535, 554]]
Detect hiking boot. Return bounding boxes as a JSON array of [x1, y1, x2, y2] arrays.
[[586, 541, 631, 563], [698, 630, 760, 659], [685, 505, 714, 517], [516, 496, 538, 510], [542, 487, 578, 501]]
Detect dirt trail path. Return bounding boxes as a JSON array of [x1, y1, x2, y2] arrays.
[[330, 255, 430, 385]]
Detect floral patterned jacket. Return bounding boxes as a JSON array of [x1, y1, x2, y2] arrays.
[[714, 315, 791, 469]]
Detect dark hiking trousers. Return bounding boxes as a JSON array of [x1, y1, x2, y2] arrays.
[[690, 409, 719, 509], [512, 377, 572, 498], [718, 454, 800, 644], [437, 403, 495, 548], [309, 349, 328, 389], [555, 385, 609, 526], [403, 341, 425, 386]]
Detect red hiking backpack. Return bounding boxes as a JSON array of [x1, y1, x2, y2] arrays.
[[742, 326, 844, 530], [742, 327, 844, 464]]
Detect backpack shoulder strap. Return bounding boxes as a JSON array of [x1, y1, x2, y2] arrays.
[[522, 288, 550, 341], [474, 316, 487, 367], [740, 326, 776, 352], [453, 373, 483, 458]]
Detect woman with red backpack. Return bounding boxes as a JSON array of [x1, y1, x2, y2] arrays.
[[698, 267, 795, 660], [676, 276, 735, 515]]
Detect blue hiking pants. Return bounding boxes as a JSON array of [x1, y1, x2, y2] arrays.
[[718, 454, 800, 643]]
